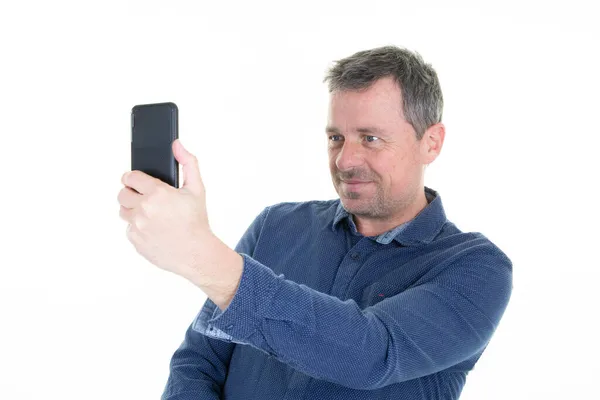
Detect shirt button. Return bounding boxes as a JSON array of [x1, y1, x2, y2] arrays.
[[351, 252, 360, 260]]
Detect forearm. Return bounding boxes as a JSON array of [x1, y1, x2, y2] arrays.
[[162, 310, 235, 400], [183, 232, 244, 311]]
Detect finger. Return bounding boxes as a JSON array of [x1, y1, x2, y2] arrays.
[[117, 186, 143, 209], [122, 170, 160, 195], [173, 139, 203, 196], [119, 205, 135, 223], [126, 223, 142, 244]]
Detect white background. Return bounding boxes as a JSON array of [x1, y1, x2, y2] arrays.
[[1, 0, 598, 398]]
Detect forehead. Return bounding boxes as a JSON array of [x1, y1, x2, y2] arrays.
[[327, 77, 406, 131]]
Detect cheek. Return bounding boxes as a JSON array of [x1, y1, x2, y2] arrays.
[[380, 161, 407, 188], [395, 159, 421, 188], [328, 154, 338, 173]]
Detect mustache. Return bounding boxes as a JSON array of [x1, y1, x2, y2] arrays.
[[337, 171, 374, 181]]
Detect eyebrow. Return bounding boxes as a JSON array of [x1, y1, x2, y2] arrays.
[[325, 126, 386, 135]]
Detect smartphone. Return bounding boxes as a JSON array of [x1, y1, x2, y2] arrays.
[[131, 102, 179, 188]]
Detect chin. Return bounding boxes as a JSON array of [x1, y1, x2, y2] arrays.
[[339, 195, 366, 209]]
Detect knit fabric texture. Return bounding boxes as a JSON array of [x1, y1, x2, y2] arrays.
[[161, 186, 513, 400]]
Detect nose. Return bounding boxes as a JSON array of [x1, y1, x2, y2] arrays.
[[335, 140, 365, 172]]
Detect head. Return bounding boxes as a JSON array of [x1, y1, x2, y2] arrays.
[[323, 45, 445, 223]]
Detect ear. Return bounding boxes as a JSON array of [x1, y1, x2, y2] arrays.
[[420, 123, 445, 164]]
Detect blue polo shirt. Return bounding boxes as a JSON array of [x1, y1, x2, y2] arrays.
[[161, 186, 513, 399]]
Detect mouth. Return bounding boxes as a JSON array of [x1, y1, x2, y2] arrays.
[[341, 180, 371, 188]]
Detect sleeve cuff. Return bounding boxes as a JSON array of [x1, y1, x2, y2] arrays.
[[191, 253, 285, 345]]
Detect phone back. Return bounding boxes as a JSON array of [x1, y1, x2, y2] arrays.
[[131, 102, 179, 188]]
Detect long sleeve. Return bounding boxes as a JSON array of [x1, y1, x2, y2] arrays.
[[161, 207, 271, 400], [193, 246, 513, 390], [160, 318, 234, 400]]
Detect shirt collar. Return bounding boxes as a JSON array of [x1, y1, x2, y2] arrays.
[[331, 186, 447, 246]]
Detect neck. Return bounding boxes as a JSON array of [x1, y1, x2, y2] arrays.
[[354, 189, 429, 237]]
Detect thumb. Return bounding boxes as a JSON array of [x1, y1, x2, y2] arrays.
[[172, 139, 203, 195]]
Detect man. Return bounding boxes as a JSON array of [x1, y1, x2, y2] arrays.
[[118, 45, 512, 399]]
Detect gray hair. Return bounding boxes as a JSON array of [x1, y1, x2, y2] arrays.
[[323, 45, 443, 141]]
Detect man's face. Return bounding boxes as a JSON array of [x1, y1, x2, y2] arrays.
[[326, 76, 425, 220]]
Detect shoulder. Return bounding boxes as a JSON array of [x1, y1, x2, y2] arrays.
[[262, 199, 340, 220], [437, 221, 512, 269]]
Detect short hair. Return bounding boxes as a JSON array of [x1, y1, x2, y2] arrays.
[[323, 45, 443, 140]]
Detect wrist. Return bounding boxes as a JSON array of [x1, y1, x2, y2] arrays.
[[186, 232, 244, 310]]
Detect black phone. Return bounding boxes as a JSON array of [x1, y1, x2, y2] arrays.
[[131, 102, 179, 188]]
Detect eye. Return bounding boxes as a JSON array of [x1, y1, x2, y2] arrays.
[[327, 135, 380, 144]]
